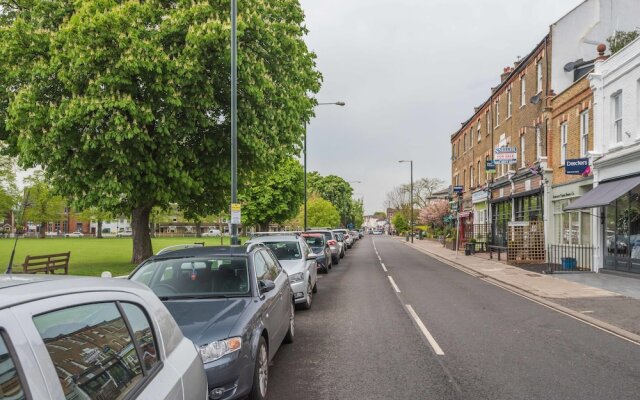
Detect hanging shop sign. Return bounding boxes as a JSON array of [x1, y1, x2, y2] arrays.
[[494, 147, 517, 164], [565, 158, 590, 175], [486, 160, 496, 174], [453, 185, 464, 193]]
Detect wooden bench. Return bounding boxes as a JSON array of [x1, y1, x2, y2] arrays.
[[488, 245, 507, 261], [19, 252, 70, 274]]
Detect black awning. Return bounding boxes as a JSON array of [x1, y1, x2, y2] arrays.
[[564, 175, 640, 211]]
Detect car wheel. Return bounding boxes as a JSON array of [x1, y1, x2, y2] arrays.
[[249, 337, 268, 400], [303, 281, 313, 310], [312, 282, 318, 294], [333, 256, 339, 265], [340, 249, 344, 258], [283, 301, 295, 343]]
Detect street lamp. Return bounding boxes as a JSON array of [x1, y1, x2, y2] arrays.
[[398, 160, 414, 243], [230, 0, 239, 245], [303, 101, 346, 231]]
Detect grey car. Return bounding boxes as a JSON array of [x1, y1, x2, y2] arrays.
[[0, 274, 207, 400], [306, 230, 340, 264], [247, 235, 318, 309], [129, 245, 295, 400]]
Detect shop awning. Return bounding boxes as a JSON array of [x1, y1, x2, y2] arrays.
[[564, 175, 640, 211]]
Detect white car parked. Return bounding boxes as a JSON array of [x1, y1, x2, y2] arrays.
[[0, 274, 207, 399], [247, 234, 318, 309], [201, 228, 221, 237], [64, 231, 84, 238]]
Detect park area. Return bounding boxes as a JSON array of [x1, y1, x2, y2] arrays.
[[1, 237, 246, 277]]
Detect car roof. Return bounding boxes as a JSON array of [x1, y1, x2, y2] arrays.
[[149, 245, 252, 261], [248, 235, 302, 243], [0, 274, 154, 310]]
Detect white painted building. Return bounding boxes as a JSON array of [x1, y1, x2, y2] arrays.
[[567, 36, 640, 273], [550, 0, 640, 95]]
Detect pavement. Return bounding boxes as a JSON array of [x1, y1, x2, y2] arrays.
[[399, 236, 640, 340]]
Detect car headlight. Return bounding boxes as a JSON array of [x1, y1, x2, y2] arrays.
[[289, 272, 304, 283], [199, 337, 242, 363]]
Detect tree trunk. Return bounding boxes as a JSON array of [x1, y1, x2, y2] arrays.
[[97, 220, 103, 238], [195, 221, 202, 238], [131, 205, 153, 264], [39, 222, 46, 239]]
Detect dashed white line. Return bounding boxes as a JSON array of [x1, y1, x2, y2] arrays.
[[406, 305, 445, 356], [380, 263, 388, 272], [388, 276, 401, 293]]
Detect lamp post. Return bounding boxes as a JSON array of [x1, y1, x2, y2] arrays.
[[230, 0, 239, 245], [346, 181, 361, 228], [398, 160, 414, 243], [303, 101, 346, 231]]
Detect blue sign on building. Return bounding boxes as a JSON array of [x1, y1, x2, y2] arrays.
[[565, 158, 589, 175], [453, 185, 464, 193]]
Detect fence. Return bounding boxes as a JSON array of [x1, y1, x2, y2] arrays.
[[546, 244, 594, 273]]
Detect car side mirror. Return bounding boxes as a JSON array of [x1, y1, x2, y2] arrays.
[[306, 252, 318, 260], [259, 280, 276, 294]]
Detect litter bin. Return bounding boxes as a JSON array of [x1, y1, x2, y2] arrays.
[[406, 234, 409, 242], [561, 257, 577, 270], [464, 242, 475, 256]]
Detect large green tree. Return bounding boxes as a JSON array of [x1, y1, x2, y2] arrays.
[[290, 195, 339, 228], [308, 172, 353, 227], [240, 158, 303, 231], [0, 0, 321, 262]]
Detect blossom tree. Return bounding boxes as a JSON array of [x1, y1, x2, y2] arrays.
[[419, 199, 450, 228]]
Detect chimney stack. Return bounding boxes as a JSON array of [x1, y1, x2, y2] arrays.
[[500, 66, 513, 82]]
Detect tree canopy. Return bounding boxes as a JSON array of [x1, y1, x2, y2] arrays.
[[308, 172, 353, 227], [391, 212, 409, 234], [291, 195, 339, 228], [240, 158, 304, 230], [0, 0, 322, 262]]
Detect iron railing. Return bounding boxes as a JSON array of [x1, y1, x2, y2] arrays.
[[546, 244, 594, 273]]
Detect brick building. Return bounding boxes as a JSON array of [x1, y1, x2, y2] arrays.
[[448, 0, 640, 264]]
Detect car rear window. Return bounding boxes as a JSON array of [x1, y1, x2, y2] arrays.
[[263, 241, 302, 260], [303, 235, 325, 247], [131, 257, 250, 298], [0, 332, 26, 400]]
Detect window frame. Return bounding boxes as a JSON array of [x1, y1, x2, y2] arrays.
[[31, 300, 164, 400], [495, 99, 500, 126], [520, 134, 526, 169], [580, 109, 589, 157], [560, 122, 568, 166], [477, 120, 481, 142], [536, 60, 543, 94], [507, 89, 512, 118], [612, 91, 622, 143], [535, 125, 542, 160], [0, 329, 31, 400], [520, 75, 526, 107]]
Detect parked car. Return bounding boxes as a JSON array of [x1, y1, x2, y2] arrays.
[[0, 274, 207, 400], [116, 229, 133, 237], [334, 232, 346, 258], [306, 230, 340, 265], [249, 231, 300, 238], [351, 230, 361, 242], [302, 233, 332, 273], [64, 231, 84, 237], [247, 235, 318, 309], [202, 229, 222, 237], [129, 245, 295, 400], [333, 229, 353, 249]]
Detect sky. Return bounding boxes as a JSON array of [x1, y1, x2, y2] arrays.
[[299, 0, 584, 215]]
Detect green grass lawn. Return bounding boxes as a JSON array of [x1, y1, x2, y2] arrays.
[[1, 236, 247, 277]]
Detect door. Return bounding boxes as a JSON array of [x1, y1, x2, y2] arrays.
[[254, 251, 281, 353], [262, 250, 290, 348], [0, 310, 39, 399]]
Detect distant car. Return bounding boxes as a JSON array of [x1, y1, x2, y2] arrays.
[[202, 229, 222, 237], [250, 231, 300, 238], [350, 230, 360, 243], [302, 233, 332, 273], [45, 231, 59, 237], [333, 229, 353, 249], [373, 230, 383, 235], [64, 231, 84, 238], [0, 274, 207, 400], [334, 232, 346, 258], [247, 235, 318, 309], [306, 230, 340, 265], [116, 229, 133, 237], [129, 245, 295, 400]]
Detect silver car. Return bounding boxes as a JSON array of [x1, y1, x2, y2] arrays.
[[248, 235, 318, 309], [0, 274, 207, 400]]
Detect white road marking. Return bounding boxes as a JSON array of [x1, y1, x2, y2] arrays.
[[380, 263, 388, 272], [406, 305, 445, 356], [388, 276, 401, 293]]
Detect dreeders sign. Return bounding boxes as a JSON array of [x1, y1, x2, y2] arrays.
[[565, 158, 589, 175]]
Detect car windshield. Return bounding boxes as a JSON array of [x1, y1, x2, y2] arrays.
[[304, 236, 325, 248], [130, 256, 250, 299], [263, 241, 302, 260]]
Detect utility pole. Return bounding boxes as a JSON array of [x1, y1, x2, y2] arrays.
[[230, 0, 239, 245]]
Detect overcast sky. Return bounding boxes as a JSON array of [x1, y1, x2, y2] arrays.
[[299, 0, 583, 215]]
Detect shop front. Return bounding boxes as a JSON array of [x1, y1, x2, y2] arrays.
[[550, 178, 593, 246], [565, 174, 640, 273]]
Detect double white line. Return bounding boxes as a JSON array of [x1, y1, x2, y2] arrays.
[[372, 238, 444, 356]]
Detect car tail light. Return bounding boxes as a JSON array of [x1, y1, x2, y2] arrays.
[[328, 240, 337, 246]]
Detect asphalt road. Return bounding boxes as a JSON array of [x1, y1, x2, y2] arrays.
[[267, 235, 640, 400]]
